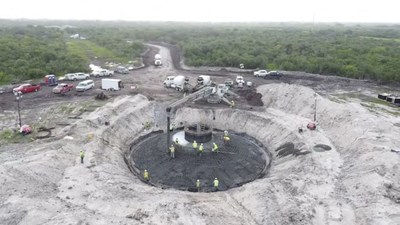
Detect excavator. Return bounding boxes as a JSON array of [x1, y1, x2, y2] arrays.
[[166, 82, 238, 147]]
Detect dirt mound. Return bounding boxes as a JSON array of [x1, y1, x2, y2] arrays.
[[235, 89, 264, 106]]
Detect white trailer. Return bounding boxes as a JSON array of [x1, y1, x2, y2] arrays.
[[101, 78, 123, 91]]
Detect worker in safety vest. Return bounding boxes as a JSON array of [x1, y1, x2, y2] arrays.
[[213, 177, 219, 191], [175, 138, 179, 145], [198, 143, 204, 156], [196, 179, 201, 191], [169, 144, 175, 159], [80, 150, 85, 164], [223, 130, 230, 144], [192, 140, 198, 151], [230, 100, 235, 108], [143, 170, 149, 181], [223, 136, 230, 144], [212, 142, 219, 153]]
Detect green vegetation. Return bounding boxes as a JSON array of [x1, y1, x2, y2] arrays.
[[67, 39, 128, 63], [171, 24, 400, 83], [0, 129, 34, 144], [0, 24, 144, 84], [1, 20, 400, 84], [0, 26, 89, 83]]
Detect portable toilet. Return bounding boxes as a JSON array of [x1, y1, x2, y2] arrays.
[[44, 74, 58, 86]]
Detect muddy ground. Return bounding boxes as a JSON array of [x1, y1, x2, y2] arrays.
[[129, 131, 268, 192]]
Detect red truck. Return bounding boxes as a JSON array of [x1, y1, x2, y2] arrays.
[[13, 84, 41, 94], [52, 83, 74, 94]]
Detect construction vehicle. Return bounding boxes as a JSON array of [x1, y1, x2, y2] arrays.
[[236, 76, 245, 88], [154, 54, 162, 66], [164, 75, 190, 91], [165, 83, 238, 147]]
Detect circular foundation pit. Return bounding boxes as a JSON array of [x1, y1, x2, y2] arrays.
[[128, 130, 269, 192]]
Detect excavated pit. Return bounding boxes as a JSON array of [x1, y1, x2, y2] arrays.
[[128, 130, 269, 192]]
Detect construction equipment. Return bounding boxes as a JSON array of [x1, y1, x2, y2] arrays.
[[165, 83, 239, 148], [154, 54, 162, 66]]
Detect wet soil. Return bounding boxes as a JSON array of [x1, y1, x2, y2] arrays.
[[129, 131, 269, 192]]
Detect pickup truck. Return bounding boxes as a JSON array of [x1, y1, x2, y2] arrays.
[[253, 70, 268, 77], [74, 72, 90, 80], [52, 83, 74, 94], [92, 69, 113, 77], [114, 66, 129, 74], [13, 84, 41, 94]]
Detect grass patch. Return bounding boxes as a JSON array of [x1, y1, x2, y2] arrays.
[[67, 40, 128, 63], [359, 36, 400, 42], [0, 129, 35, 144]]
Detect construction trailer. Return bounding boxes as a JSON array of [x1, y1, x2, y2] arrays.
[[101, 78, 123, 91]]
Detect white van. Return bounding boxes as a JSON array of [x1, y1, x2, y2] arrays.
[[76, 80, 94, 92]]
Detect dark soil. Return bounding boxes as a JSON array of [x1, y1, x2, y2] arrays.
[[275, 142, 311, 157], [235, 89, 264, 106], [129, 131, 269, 192]]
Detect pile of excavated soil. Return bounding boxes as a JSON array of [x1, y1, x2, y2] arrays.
[[235, 89, 264, 106]]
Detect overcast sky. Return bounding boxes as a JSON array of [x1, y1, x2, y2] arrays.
[[1, 0, 399, 23]]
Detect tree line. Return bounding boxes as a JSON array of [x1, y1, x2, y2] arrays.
[[1, 21, 400, 84]]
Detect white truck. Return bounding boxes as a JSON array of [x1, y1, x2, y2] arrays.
[[236, 76, 245, 88], [91, 69, 114, 77], [253, 70, 268, 77], [154, 54, 162, 66], [164, 75, 188, 91], [101, 78, 123, 91], [197, 75, 211, 86]]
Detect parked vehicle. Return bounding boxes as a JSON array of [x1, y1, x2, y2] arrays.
[[65, 73, 77, 81], [264, 71, 283, 79], [128, 66, 134, 71], [197, 75, 211, 86], [254, 70, 268, 77], [52, 83, 74, 94], [91, 69, 113, 77], [74, 72, 90, 80], [13, 84, 41, 94], [236, 76, 245, 88], [115, 66, 129, 74], [76, 80, 94, 92], [164, 75, 188, 91], [101, 78, 123, 91]]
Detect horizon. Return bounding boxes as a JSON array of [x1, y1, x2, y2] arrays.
[[1, 0, 400, 24]]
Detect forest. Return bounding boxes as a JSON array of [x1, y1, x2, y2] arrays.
[[0, 20, 399, 84]]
